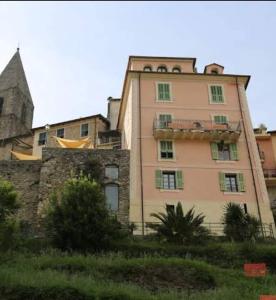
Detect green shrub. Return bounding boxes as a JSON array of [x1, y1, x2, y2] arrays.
[[0, 178, 20, 251], [45, 176, 122, 251], [222, 203, 260, 242], [148, 202, 209, 245]]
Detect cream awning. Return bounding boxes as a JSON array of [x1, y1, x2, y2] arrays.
[[53, 137, 94, 149], [11, 151, 40, 161]]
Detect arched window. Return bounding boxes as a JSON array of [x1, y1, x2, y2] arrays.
[[157, 65, 167, 72], [143, 65, 152, 72], [105, 165, 119, 180], [105, 184, 119, 211], [172, 66, 181, 73], [211, 68, 218, 74]]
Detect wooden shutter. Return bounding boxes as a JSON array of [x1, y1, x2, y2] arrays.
[[230, 143, 239, 160], [211, 86, 217, 102], [158, 84, 164, 100], [214, 115, 227, 124], [211, 86, 224, 103], [217, 86, 224, 102], [237, 173, 245, 192], [176, 171, 183, 189], [211, 143, 219, 160], [164, 84, 170, 100], [219, 172, 226, 191], [155, 170, 163, 189]]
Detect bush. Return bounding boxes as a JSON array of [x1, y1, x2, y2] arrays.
[[148, 202, 209, 245], [0, 178, 20, 251], [222, 202, 260, 242], [45, 176, 122, 251]]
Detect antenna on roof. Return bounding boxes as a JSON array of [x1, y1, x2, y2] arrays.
[[17, 42, 20, 52]]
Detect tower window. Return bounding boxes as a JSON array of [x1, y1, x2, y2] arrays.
[[211, 69, 219, 74], [0, 97, 3, 115], [172, 67, 181, 73], [157, 65, 167, 72]]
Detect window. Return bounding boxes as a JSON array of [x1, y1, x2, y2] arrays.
[[157, 83, 171, 101], [143, 65, 152, 72], [0, 97, 4, 115], [166, 204, 175, 212], [81, 123, 89, 137], [160, 141, 174, 159], [210, 85, 224, 103], [105, 184, 118, 211], [213, 115, 227, 124], [211, 69, 218, 74], [21, 103, 26, 123], [211, 142, 238, 161], [159, 114, 172, 128], [219, 172, 245, 192], [155, 170, 183, 190], [157, 65, 167, 72], [38, 132, 47, 146], [105, 165, 119, 180], [57, 128, 65, 138], [172, 67, 181, 73]]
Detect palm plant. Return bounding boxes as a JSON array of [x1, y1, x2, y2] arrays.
[[148, 202, 209, 244], [222, 202, 260, 242]]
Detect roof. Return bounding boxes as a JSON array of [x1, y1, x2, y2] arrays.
[[204, 63, 225, 73], [129, 55, 197, 68], [32, 114, 109, 131], [0, 49, 33, 103]]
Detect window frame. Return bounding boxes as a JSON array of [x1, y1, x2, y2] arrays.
[[212, 114, 228, 124], [156, 112, 173, 129], [158, 140, 175, 161], [208, 84, 226, 104], [80, 123, 89, 137], [156, 82, 173, 102], [162, 171, 176, 190], [219, 171, 245, 194], [224, 173, 239, 192], [56, 128, 65, 138], [218, 142, 231, 161], [38, 131, 47, 146]]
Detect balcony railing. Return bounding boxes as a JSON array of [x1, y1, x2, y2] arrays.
[[153, 119, 241, 141]]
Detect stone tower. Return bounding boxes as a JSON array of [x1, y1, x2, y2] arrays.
[[0, 49, 34, 140]]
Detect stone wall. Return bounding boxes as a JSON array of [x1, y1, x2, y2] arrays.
[[0, 160, 42, 232], [0, 148, 130, 234]]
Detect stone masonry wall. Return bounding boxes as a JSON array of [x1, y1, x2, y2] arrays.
[[0, 148, 130, 235], [0, 160, 42, 232]]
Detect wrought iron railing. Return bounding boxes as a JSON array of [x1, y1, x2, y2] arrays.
[[153, 119, 241, 132], [263, 169, 276, 179], [131, 222, 275, 238]]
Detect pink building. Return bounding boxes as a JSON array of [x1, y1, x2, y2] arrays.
[[117, 56, 275, 235]]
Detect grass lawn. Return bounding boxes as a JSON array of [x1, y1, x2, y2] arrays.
[[1, 244, 276, 300]]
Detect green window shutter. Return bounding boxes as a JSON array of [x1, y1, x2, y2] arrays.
[[211, 143, 219, 160], [211, 86, 217, 102], [230, 143, 239, 160], [155, 170, 163, 189], [237, 173, 245, 192], [211, 86, 224, 103], [158, 84, 164, 100], [217, 86, 224, 102], [219, 172, 226, 191], [176, 171, 183, 189], [164, 84, 170, 100], [214, 115, 227, 124]]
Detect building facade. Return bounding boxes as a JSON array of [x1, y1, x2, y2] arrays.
[[118, 56, 275, 234]]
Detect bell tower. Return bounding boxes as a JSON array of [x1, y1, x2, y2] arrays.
[[0, 49, 34, 140]]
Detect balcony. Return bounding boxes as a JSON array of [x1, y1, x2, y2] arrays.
[[153, 119, 241, 141], [263, 169, 276, 187]]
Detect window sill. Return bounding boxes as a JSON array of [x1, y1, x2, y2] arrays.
[[215, 160, 237, 164], [159, 189, 182, 193], [156, 99, 173, 103], [158, 158, 176, 162], [223, 192, 245, 195], [209, 102, 226, 105]]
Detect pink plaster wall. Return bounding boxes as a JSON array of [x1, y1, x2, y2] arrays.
[[257, 138, 276, 170]]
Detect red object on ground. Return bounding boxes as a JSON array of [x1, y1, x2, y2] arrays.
[[260, 296, 276, 300], [244, 263, 267, 277]]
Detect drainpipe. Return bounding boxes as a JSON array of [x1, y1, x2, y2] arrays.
[[138, 73, 145, 235], [235, 77, 264, 237]]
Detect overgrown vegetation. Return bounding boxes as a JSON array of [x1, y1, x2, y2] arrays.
[[45, 176, 122, 251], [0, 177, 20, 250], [222, 203, 260, 242], [148, 202, 209, 244]]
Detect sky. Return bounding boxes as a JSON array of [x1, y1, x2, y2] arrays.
[[0, 1, 275, 128]]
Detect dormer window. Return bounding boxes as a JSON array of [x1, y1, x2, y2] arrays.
[[211, 69, 219, 74], [172, 67, 181, 73], [157, 65, 167, 73], [143, 65, 152, 72]]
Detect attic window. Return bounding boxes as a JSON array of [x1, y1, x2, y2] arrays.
[[211, 68, 219, 74], [157, 65, 167, 72], [172, 67, 181, 73], [144, 65, 152, 72]]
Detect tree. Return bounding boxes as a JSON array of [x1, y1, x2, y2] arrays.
[[0, 178, 20, 250], [222, 202, 260, 242], [45, 176, 121, 251], [148, 202, 209, 244]]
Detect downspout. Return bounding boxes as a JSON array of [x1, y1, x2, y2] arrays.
[[235, 77, 264, 237], [138, 73, 145, 235]]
